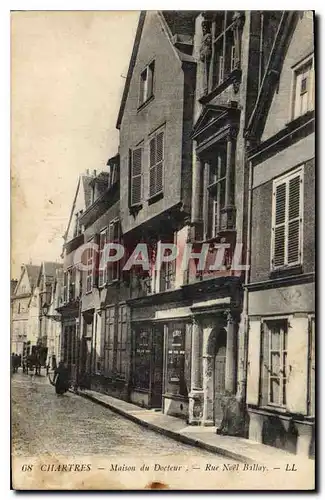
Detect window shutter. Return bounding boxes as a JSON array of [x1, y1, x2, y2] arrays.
[[156, 131, 164, 194], [93, 234, 100, 288], [273, 182, 286, 267], [246, 320, 262, 405], [149, 137, 156, 197], [260, 322, 269, 406], [107, 224, 113, 283], [286, 317, 308, 414], [309, 318, 315, 416], [131, 148, 142, 206], [287, 175, 302, 265]]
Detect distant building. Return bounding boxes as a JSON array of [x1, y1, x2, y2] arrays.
[[11, 264, 40, 355]]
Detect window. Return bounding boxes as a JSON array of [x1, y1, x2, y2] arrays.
[[265, 319, 288, 407], [86, 240, 94, 292], [139, 61, 155, 106], [292, 55, 314, 120], [109, 162, 119, 187], [133, 328, 151, 390], [98, 228, 108, 288], [149, 129, 164, 199], [74, 210, 83, 237], [159, 236, 176, 292], [271, 167, 303, 270], [205, 147, 227, 238], [116, 305, 128, 377], [230, 45, 236, 72], [63, 272, 68, 303], [166, 323, 187, 397], [107, 220, 120, 283], [67, 267, 76, 301], [130, 146, 142, 207], [103, 306, 115, 375], [211, 12, 237, 89]]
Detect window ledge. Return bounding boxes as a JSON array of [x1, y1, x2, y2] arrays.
[[148, 191, 164, 205], [269, 264, 303, 280], [137, 94, 155, 112]]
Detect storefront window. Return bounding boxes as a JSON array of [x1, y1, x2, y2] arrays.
[[133, 329, 151, 390], [166, 323, 187, 397]]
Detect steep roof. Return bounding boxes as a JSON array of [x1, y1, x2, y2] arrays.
[[116, 11, 145, 130], [245, 11, 299, 141], [82, 175, 93, 209], [62, 173, 94, 249], [43, 262, 63, 280], [37, 261, 63, 288], [25, 264, 41, 290], [12, 263, 41, 297], [116, 11, 196, 130]]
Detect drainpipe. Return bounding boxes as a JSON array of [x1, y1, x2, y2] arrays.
[[242, 153, 253, 404]]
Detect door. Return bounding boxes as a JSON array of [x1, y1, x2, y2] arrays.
[[214, 329, 227, 423], [150, 326, 164, 408]]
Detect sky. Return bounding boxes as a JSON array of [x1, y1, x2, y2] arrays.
[[11, 11, 139, 279]]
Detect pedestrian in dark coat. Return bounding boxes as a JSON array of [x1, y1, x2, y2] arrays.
[[53, 362, 70, 395]]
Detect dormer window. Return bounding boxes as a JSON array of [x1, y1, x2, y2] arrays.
[[139, 61, 155, 107], [291, 54, 314, 120]]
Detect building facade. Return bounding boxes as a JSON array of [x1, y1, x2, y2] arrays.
[[11, 264, 40, 356], [37, 262, 63, 359], [53, 11, 315, 456], [245, 12, 315, 457], [77, 155, 130, 397], [57, 172, 94, 382]]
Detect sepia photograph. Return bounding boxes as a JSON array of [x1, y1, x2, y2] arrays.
[[10, 9, 315, 490]]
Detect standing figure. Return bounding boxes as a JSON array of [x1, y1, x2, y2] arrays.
[[199, 18, 212, 94], [53, 361, 70, 395]]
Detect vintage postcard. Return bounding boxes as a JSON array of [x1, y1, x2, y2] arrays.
[[11, 10, 315, 490]]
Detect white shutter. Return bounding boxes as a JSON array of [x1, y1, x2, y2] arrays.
[[272, 168, 303, 269], [287, 174, 303, 265], [286, 316, 308, 414], [246, 320, 261, 405]]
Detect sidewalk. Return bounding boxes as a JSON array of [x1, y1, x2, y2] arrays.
[[75, 388, 314, 467]]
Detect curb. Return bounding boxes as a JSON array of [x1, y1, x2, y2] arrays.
[[75, 390, 254, 464]]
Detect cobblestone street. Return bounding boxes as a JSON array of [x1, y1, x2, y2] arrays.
[[12, 372, 227, 459]]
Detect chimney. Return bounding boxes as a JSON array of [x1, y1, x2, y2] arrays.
[[93, 169, 97, 177]]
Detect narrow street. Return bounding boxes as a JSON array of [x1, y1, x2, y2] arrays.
[[12, 372, 227, 459]]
